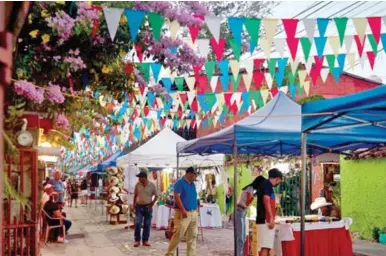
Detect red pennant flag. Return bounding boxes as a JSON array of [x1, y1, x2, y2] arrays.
[[310, 56, 324, 85], [286, 37, 299, 60], [366, 51, 376, 69], [191, 97, 198, 113], [367, 17, 382, 44], [193, 63, 204, 74], [231, 102, 238, 115], [224, 93, 233, 108], [135, 43, 144, 62], [253, 58, 265, 70], [271, 87, 279, 97], [188, 25, 200, 42], [180, 93, 188, 106], [210, 38, 226, 61], [282, 19, 299, 39], [197, 75, 208, 94], [160, 118, 166, 127], [354, 35, 366, 57], [177, 109, 183, 119], [144, 106, 150, 116], [252, 71, 265, 90], [138, 84, 145, 95], [125, 63, 134, 75], [190, 119, 196, 129]]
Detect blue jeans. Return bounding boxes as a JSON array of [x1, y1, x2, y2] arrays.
[[236, 208, 246, 256], [135, 205, 153, 242]]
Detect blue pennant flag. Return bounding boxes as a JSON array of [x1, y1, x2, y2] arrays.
[[147, 91, 156, 106], [288, 84, 297, 99], [381, 34, 386, 53], [277, 57, 288, 74], [337, 53, 346, 73], [197, 94, 210, 112], [156, 110, 162, 120], [124, 9, 146, 43], [169, 47, 178, 55], [228, 17, 246, 46], [151, 63, 162, 82], [218, 60, 230, 91], [317, 18, 329, 37], [249, 39, 256, 54], [332, 68, 342, 84], [314, 37, 327, 58], [239, 92, 250, 114], [161, 78, 172, 93], [275, 72, 285, 88], [218, 112, 226, 124]]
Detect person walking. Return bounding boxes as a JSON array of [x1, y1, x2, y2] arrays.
[[236, 175, 266, 256], [133, 170, 158, 247], [69, 179, 79, 208], [165, 167, 199, 256], [256, 168, 283, 256], [80, 178, 88, 204]]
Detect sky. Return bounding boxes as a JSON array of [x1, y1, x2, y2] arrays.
[[258, 1, 386, 83]]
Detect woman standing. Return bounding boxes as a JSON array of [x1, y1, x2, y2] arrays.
[[80, 178, 88, 204], [236, 176, 266, 256], [69, 179, 79, 208]]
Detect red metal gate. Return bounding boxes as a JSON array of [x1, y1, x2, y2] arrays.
[[2, 149, 39, 256]]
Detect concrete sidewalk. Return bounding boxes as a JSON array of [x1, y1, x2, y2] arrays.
[[353, 239, 386, 256]]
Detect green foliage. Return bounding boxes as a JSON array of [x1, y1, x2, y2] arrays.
[[297, 95, 325, 105], [3, 173, 30, 210]]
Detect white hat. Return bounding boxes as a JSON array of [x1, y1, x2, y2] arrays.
[[109, 193, 119, 202], [310, 197, 332, 210], [109, 205, 120, 214], [109, 176, 119, 186], [109, 186, 120, 194], [107, 167, 118, 175], [44, 184, 52, 190], [121, 204, 129, 214]]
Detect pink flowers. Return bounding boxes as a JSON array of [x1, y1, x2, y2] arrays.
[[46, 82, 65, 103], [76, 2, 99, 23], [45, 10, 75, 45], [56, 113, 70, 129], [14, 80, 45, 104], [64, 56, 86, 71]]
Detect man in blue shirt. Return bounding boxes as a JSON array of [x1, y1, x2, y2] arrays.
[[165, 167, 198, 256], [49, 170, 65, 205]]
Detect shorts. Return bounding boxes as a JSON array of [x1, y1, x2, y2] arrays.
[[257, 223, 275, 250], [81, 190, 88, 196]]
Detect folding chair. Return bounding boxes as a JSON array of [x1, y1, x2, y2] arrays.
[[41, 209, 66, 244]]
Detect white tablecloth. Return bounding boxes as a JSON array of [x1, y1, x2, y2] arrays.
[[199, 203, 222, 228], [156, 205, 173, 230]]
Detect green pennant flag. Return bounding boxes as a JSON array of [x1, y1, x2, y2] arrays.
[[250, 91, 263, 109], [297, 84, 303, 95], [267, 58, 278, 77], [205, 61, 216, 82], [231, 74, 242, 92], [287, 71, 298, 85], [334, 17, 348, 46], [206, 93, 217, 109], [207, 116, 213, 127], [148, 13, 164, 41], [326, 54, 336, 73], [228, 38, 241, 61], [300, 37, 312, 62], [146, 118, 153, 130], [245, 18, 261, 45], [138, 63, 151, 82], [367, 34, 379, 55], [175, 77, 185, 91]]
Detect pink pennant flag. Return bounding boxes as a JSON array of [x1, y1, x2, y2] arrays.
[[135, 43, 144, 62], [197, 75, 208, 94], [271, 87, 279, 97], [367, 16, 382, 44], [354, 35, 366, 57], [310, 56, 324, 85], [286, 37, 299, 60], [282, 19, 299, 39], [210, 38, 226, 61], [253, 58, 265, 70], [188, 25, 200, 43], [191, 97, 198, 113], [253, 71, 265, 90], [366, 51, 376, 70]]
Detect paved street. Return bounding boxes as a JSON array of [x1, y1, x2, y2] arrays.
[[40, 200, 234, 256]]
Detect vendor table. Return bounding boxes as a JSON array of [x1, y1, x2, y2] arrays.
[[155, 203, 222, 230]]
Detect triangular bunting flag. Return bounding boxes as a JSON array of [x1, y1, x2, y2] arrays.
[[334, 17, 348, 46], [303, 19, 316, 41], [314, 36, 327, 58], [231, 74, 241, 91], [175, 77, 185, 91], [138, 63, 150, 82], [169, 20, 180, 40], [305, 57, 313, 75], [300, 37, 312, 61], [288, 84, 297, 99], [271, 87, 279, 97], [267, 58, 277, 77], [197, 39, 210, 57], [321, 68, 329, 83], [344, 35, 353, 52], [367, 34, 379, 55], [346, 53, 355, 71], [316, 18, 329, 37], [260, 39, 272, 59], [148, 12, 164, 41], [264, 73, 273, 89], [124, 9, 145, 43], [103, 7, 124, 41], [279, 86, 288, 94], [245, 18, 261, 45], [298, 70, 307, 85], [185, 76, 196, 92], [381, 34, 386, 53], [282, 19, 299, 38], [303, 81, 310, 96], [275, 38, 286, 58], [250, 91, 263, 108], [277, 57, 288, 74], [326, 54, 336, 73], [290, 57, 301, 74], [228, 17, 245, 46], [354, 35, 366, 57], [228, 38, 241, 60], [242, 74, 252, 91], [161, 77, 173, 93], [352, 17, 367, 43], [328, 36, 340, 56], [366, 51, 376, 70], [230, 60, 240, 79], [210, 38, 226, 61], [262, 19, 279, 46], [287, 71, 297, 85], [210, 76, 219, 92], [244, 59, 254, 77], [218, 60, 230, 91], [286, 37, 299, 60], [205, 60, 216, 82], [205, 15, 222, 42], [260, 89, 270, 104], [188, 24, 200, 43], [151, 63, 162, 82], [367, 16, 382, 43], [253, 70, 265, 90]]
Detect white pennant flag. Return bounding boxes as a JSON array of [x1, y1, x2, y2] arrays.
[[196, 39, 210, 57], [231, 92, 242, 108], [298, 70, 307, 85], [303, 81, 311, 96], [230, 60, 240, 79], [242, 74, 252, 92], [344, 35, 354, 53], [185, 76, 196, 92], [244, 59, 254, 77], [262, 19, 279, 47], [210, 76, 219, 92], [264, 73, 273, 89], [275, 38, 286, 58], [320, 68, 330, 83], [347, 53, 356, 71], [279, 86, 288, 94], [260, 39, 272, 59], [352, 18, 367, 43], [216, 93, 224, 107], [328, 36, 340, 56], [305, 58, 313, 74], [170, 20, 180, 40], [187, 92, 196, 106], [359, 55, 366, 70], [103, 7, 124, 41], [261, 89, 270, 104], [303, 19, 316, 41], [205, 15, 222, 42], [290, 57, 301, 74]]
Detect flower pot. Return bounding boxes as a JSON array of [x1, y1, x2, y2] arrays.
[[379, 232, 386, 245]]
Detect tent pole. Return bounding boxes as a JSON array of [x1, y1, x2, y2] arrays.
[[233, 142, 238, 255], [300, 133, 307, 256], [176, 153, 179, 256]]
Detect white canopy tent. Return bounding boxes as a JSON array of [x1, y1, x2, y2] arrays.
[[116, 127, 224, 168]]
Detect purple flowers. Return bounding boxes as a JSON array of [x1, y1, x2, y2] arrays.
[[76, 2, 99, 23], [46, 10, 76, 45], [64, 56, 86, 71], [56, 113, 70, 129], [46, 82, 65, 104], [14, 80, 45, 104], [134, 68, 147, 86]]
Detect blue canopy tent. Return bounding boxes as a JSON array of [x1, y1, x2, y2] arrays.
[[299, 86, 386, 256], [94, 151, 125, 172]]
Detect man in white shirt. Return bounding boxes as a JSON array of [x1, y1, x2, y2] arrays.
[[40, 184, 57, 207]]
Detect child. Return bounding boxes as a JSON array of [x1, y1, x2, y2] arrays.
[[69, 180, 79, 208]]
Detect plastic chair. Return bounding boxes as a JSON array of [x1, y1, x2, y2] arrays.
[[41, 209, 66, 244]]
